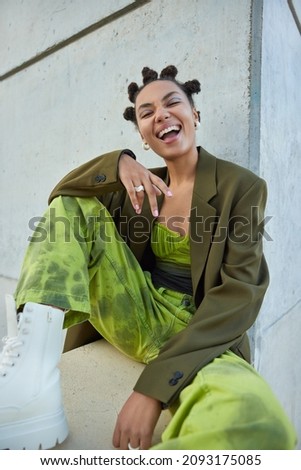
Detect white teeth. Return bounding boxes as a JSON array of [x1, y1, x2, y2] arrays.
[[158, 125, 180, 139]]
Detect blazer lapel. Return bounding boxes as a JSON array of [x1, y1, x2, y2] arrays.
[[190, 148, 217, 294]]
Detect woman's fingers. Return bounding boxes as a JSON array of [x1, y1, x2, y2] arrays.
[[112, 392, 161, 451], [119, 154, 172, 216]]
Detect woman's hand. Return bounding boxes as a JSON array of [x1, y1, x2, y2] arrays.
[[112, 391, 162, 450], [119, 153, 172, 216]]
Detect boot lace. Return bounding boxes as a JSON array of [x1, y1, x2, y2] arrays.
[[0, 336, 24, 376], [0, 294, 27, 377]]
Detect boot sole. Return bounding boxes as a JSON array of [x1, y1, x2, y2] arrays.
[[0, 408, 69, 450]]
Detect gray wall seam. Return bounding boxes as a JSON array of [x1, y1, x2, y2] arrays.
[[0, 0, 151, 82], [248, 0, 263, 175]]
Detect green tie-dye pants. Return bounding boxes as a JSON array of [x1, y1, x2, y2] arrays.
[[15, 196, 297, 449]]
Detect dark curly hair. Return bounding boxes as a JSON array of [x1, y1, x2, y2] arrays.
[[123, 65, 201, 125]]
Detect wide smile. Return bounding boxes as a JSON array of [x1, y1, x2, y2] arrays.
[[156, 125, 181, 143]]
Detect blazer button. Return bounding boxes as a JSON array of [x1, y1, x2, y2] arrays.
[[95, 174, 106, 183], [168, 370, 184, 386]]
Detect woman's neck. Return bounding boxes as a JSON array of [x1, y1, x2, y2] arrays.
[[164, 149, 198, 188]]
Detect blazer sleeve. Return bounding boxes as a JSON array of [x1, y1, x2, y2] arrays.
[[48, 149, 136, 204], [134, 177, 269, 407]]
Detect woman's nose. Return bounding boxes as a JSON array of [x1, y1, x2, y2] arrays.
[[154, 106, 170, 122]]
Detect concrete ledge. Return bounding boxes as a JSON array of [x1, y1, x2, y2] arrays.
[[55, 340, 171, 449]]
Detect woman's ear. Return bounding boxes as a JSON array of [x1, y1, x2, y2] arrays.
[[138, 131, 150, 151], [193, 108, 200, 123], [137, 128, 144, 140]]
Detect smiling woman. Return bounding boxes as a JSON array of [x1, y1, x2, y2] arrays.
[[0, 65, 297, 451], [136, 81, 199, 166]]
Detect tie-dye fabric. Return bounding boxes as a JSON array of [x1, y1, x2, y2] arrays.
[[154, 350, 296, 449], [15, 196, 297, 449]]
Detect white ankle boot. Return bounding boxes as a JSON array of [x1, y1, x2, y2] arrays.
[[0, 296, 69, 449]]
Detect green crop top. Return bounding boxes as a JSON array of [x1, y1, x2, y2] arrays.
[[150, 222, 193, 295]]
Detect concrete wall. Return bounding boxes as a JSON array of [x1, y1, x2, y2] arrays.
[[253, 0, 301, 445], [0, 0, 253, 281], [0, 0, 300, 447]]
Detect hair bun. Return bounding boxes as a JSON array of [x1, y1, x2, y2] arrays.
[[142, 67, 158, 85], [183, 79, 201, 94], [160, 65, 178, 79], [123, 106, 136, 121], [127, 82, 139, 103]]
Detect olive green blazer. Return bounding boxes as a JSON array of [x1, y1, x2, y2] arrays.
[[49, 147, 269, 407]]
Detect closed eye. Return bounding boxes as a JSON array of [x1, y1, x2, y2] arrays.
[[139, 99, 181, 119], [140, 109, 153, 119], [166, 98, 181, 106]]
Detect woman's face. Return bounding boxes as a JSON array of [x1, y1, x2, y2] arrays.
[[135, 80, 199, 161]]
